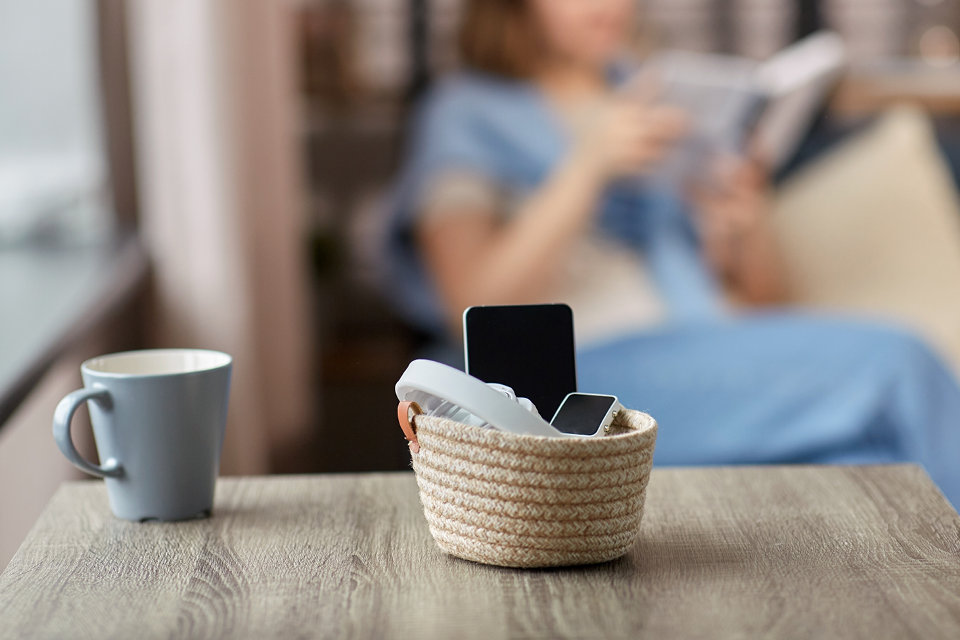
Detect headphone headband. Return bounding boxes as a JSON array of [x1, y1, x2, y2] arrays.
[[395, 360, 562, 437]]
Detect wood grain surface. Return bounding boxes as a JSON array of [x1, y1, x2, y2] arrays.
[[1, 465, 958, 640]]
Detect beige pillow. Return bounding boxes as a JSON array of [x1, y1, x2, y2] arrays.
[[773, 105, 960, 374]]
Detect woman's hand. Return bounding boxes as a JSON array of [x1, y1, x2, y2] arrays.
[[691, 157, 789, 305], [568, 97, 688, 182], [693, 157, 770, 252]]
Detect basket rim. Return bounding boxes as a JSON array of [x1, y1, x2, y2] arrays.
[[410, 407, 657, 457]]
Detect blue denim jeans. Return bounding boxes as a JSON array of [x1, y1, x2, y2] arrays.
[[578, 312, 960, 509]]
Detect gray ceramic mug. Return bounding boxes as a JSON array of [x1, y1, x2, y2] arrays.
[[53, 349, 232, 521]]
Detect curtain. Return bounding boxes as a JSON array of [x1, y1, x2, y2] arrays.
[[127, 0, 313, 474]]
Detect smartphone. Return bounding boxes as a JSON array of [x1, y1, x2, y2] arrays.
[[550, 393, 621, 437], [463, 304, 577, 420]]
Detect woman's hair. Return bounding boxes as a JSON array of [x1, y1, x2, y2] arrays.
[[458, 0, 542, 78]]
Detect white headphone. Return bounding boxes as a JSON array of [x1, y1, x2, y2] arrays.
[[395, 359, 564, 437]]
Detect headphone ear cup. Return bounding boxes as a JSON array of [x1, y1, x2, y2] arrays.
[[484, 384, 540, 419], [485, 383, 517, 401], [517, 397, 540, 418]]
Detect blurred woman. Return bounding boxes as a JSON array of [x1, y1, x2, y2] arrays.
[[380, 0, 960, 506]]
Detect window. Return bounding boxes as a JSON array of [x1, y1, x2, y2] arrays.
[[0, 0, 112, 245]]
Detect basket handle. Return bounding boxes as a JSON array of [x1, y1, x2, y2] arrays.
[[397, 401, 423, 453]]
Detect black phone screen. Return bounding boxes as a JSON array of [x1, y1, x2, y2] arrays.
[[550, 394, 617, 435], [464, 304, 577, 420]]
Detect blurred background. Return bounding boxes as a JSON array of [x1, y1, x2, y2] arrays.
[[4, 0, 960, 568]]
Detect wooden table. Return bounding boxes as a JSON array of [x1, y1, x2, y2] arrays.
[[1, 466, 959, 639]]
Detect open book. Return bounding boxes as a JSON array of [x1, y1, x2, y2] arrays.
[[627, 31, 847, 186]]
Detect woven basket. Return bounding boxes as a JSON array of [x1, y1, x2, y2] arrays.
[[405, 407, 657, 568]]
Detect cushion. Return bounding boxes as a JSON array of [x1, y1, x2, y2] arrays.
[[773, 105, 960, 375]]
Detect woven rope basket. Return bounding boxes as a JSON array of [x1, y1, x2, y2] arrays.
[[406, 408, 657, 568]]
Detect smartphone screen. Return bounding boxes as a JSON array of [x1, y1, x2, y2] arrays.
[[550, 393, 618, 436], [464, 304, 577, 420]]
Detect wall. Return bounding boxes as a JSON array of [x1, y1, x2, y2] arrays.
[[0, 356, 87, 571]]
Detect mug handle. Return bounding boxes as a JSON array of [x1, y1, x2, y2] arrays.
[[53, 387, 123, 478]]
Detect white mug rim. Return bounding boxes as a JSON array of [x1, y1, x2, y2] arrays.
[[82, 349, 232, 378]]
